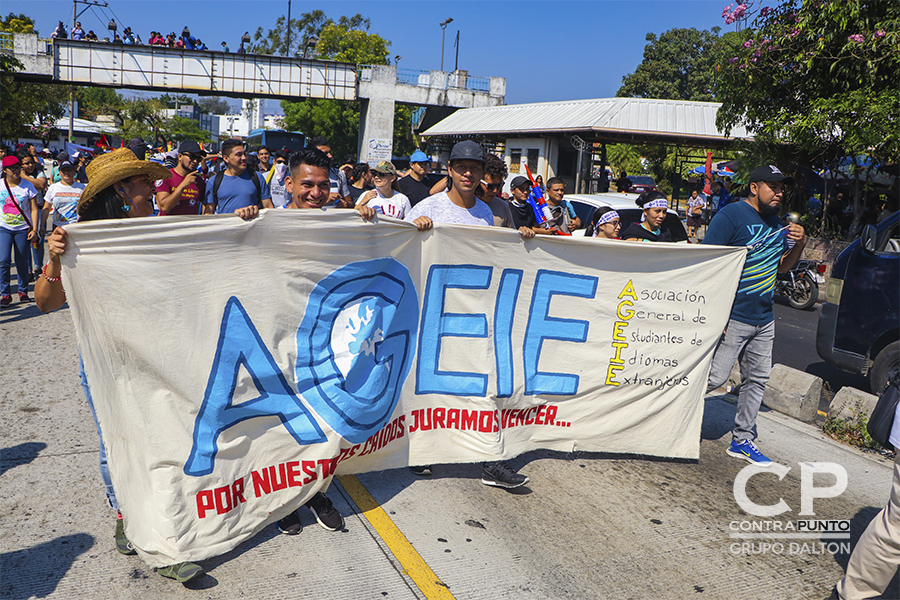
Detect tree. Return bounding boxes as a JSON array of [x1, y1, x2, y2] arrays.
[[197, 97, 230, 115], [250, 10, 371, 58], [270, 12, 413, 160], [716, 0, 899, 165], [1, 12, 36, 34], [76, 86, 123, 119], [715, 0, 899, 237], [618, 28, 738, 102]]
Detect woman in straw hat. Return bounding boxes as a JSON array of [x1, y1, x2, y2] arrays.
[[35, 148, 257, 584]]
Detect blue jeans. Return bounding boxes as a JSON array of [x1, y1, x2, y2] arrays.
[[79, 357, 118, 512], [0, 227, 30, 296], [706, 318, 775, 443]]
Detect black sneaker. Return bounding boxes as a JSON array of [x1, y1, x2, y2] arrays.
[[306, 492, 344, 531], [277, 510, 302, 535], [409, 465, 432, 476], [481, 461, 529, 489]]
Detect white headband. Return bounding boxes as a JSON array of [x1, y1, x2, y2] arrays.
[[597, 210, 619, 225], [645, 198, 668, 209]]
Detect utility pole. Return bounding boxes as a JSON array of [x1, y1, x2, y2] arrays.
[[454, 31, 459, 72], [69, 0, 109, 143], [439, 18, 453, 72], [286, 0, 291, 56]]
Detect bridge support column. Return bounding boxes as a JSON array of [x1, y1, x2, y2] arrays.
[[357, 65, 399, 164], [358, 97, 396, 165]]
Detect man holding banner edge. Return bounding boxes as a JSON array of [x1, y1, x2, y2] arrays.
[[702, 165, 807, 467]]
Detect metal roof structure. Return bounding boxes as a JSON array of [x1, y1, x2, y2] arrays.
[[421, 97, 751, 148]]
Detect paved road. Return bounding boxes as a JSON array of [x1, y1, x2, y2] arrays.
[[2, 270, 898, 600], [772, 299, 871, 395]]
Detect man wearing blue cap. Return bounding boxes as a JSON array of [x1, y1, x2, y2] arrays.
[[399, 149, 439, 206]]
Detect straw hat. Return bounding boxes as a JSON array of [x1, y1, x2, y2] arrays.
[[78, 148, 170, 214]]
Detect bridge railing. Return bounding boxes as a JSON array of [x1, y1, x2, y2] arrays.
[[358, 64, 491, 93], [0, 33, 53, 54]]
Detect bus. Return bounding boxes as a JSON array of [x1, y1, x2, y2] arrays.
[[245, 129, 306, 153]]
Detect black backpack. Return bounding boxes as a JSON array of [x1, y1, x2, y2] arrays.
[[211, 169, 262, 208]]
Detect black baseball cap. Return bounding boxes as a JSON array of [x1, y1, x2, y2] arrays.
[[449, 140, 485, 163], [749, 165, 794, 185], [510, 175, 530, 189], [178, 140, 206, 155]]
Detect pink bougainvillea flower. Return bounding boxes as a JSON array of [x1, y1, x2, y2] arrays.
[[848, 34, 865, 43], [874, 29, 886, 38], [743, 39, 754, 48], [760, 6, 771, 16]]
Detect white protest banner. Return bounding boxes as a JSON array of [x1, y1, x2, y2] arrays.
[[62, 210, 745, 566]]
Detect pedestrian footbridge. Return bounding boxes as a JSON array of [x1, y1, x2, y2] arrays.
[[4, 33, 505, 161]]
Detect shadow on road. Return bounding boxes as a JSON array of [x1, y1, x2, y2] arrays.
[[0, 442, 48, 476], [0, 533, 94, 600]]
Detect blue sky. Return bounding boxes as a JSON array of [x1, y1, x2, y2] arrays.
[[8, 0, 734, 109]]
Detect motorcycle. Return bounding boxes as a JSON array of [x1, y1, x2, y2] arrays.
[[776, 259, 826, 310]]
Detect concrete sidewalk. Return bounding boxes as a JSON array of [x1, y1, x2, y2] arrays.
[[2, 290, 898, 599]]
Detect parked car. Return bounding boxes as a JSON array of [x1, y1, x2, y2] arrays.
[[626, 175, 658, 194], [816, 211, 900, 393], [564, 193, 689, 242]]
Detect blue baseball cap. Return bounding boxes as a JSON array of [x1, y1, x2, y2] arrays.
[[410, 150, 429, 163]]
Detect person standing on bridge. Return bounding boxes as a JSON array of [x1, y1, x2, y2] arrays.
[[72, 22, 84, 40], [203, 139, 273, 215], [702, 165, 807, 467]]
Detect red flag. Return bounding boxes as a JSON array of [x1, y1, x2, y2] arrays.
[[120, 139, 125, 148], [99, 133, 110, 148], [704, 152, 713, 195]]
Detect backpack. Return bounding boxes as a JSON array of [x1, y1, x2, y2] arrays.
[[212, 169, 262, 209]]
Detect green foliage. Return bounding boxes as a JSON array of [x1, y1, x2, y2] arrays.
[[315, 24, 389, 65], [606, 144, 644, 176], [165, 115, 211, 144], [1, 12, 36, 34], [158, 93, 196, 110], [197, 97, 230, 115], [1, 55, 66, 140], [618, 27, 739, 101], [823, 411, 883, 451], [272, 10, 408, 161], [281, 98, 360, 160], [250, 10, 371, 58], [76, 86, 123, 119], [715, 0, 900, 166]]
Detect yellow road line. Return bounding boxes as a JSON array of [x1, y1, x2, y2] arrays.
[[338, 474, 455, 599]]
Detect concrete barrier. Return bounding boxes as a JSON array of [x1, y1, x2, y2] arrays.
[[827, 386, 879, 424], [762, 363, 823, 422]]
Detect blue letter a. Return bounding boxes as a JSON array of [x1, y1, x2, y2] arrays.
[[184, 297, 326, 476]]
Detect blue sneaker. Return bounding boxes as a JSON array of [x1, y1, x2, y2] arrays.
[[726, 439, 773, 467]]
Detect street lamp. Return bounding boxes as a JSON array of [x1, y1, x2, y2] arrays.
[[394, 55, 401, 67], [303, 35, 318, 59], [439, 17, 453, 72]]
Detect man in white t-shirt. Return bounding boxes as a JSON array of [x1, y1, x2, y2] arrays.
[[404, 140, 532, 489], [43, 161, 85, 229], [404, 141, 495, 229]]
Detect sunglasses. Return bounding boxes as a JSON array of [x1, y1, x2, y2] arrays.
[[372, 172, 393, 179], [481, 181, 503, 192]]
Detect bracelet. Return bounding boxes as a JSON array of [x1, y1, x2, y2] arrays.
[[41, 263, 62, 282]]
